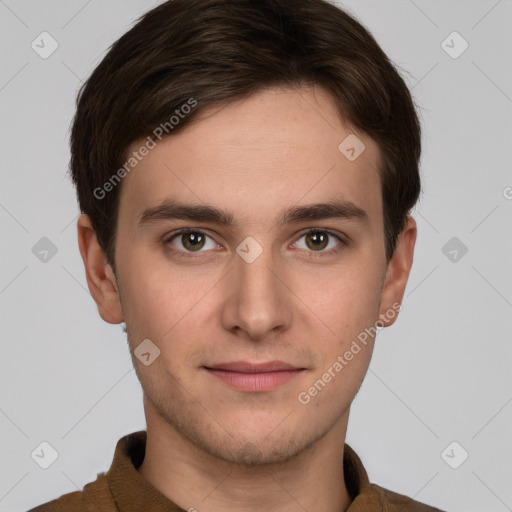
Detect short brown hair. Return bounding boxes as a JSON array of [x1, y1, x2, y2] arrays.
[[70, 0, 422, 269]]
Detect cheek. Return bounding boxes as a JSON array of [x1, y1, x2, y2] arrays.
[[117, 251, 222, 356], [300, 260, 383, 340], [118, 245, 185, 319]]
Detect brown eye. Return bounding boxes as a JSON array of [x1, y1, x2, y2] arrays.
[[294, 230, 344, 254], [166, 230, 217, 254], [180, 232, 206, 251], [305, 231, 329, 251]]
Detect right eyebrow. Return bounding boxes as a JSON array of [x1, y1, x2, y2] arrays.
[[138, 201, 235, 228]]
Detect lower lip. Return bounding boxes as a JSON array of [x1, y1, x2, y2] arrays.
[[204, 368, 304, 392]]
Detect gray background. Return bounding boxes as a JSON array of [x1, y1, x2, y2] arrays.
[[0, 1, 511, 511]]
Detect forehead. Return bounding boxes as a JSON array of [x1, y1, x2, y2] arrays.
[[118, 85, 383, 230]]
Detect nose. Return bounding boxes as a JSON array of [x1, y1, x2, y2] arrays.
[[220, 243, 292, 341]]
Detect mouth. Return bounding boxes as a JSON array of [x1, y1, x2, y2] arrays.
[[202, 360, 306, 392]]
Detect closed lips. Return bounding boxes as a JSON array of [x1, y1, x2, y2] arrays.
[[204, 361, 304, 372]]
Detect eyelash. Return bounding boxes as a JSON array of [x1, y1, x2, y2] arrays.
[[163, 228, 347, 259]]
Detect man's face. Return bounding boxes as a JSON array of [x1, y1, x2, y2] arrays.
[[107, 86, 402, 464]]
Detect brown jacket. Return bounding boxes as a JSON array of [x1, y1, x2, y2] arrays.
[[28, 430, 444, 511]]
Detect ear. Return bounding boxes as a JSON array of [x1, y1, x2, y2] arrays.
[[77, 214, 124, 324], [377, 215, 417, 327]]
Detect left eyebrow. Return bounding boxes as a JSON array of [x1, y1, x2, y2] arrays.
[[280, 200, 369, 225], [137, 199, 369, 228]]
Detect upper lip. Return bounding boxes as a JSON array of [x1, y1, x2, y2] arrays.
[[204, 360, 303, 373]]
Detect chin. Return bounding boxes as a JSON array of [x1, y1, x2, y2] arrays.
[[196, 424, 319, 467]]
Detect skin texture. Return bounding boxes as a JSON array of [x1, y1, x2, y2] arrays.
[[77, 85, 417, 512]]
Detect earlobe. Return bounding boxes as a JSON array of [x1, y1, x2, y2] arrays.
[[77, 214, 124, 324], [378, 215, 417, 328]]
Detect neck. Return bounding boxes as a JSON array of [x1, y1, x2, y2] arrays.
[[138, 399, 353, 512]]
